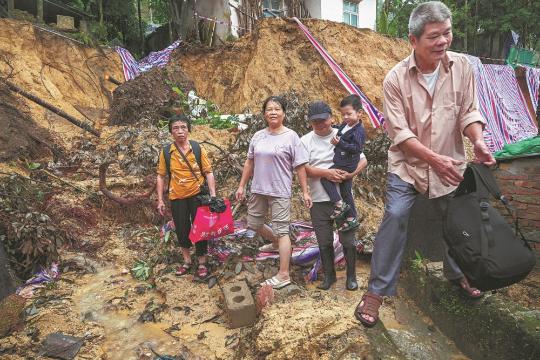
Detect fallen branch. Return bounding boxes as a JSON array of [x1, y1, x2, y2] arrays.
[[40, 169, 93, 195], [99, 162, 156, 205], [105, 75, 122, 85], [2, 80, 100, 137]]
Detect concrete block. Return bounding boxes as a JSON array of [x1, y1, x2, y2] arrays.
[[57, 15, 74, 30], [223, 280, 256, 328]]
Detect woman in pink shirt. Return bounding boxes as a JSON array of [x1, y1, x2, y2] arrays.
[[236, 96, 312, 289]]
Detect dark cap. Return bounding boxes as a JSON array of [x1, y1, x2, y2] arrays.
[[308, 101, 332, 121]]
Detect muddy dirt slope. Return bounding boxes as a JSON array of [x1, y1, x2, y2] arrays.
[[0, 19, 123, 155], [177, 18, 410, 131]]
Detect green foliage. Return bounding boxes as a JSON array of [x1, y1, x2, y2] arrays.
[[167, 85, 237, 130], [131, 259, 152, 281], [146, 0, 170, 24], [376, 1, 540, 56], [0, 175, 69, 279], [62, 0, 145, 52], [411, 249, 426, 272], [376, 0, 418, 38], [26, 162, 40, 170]]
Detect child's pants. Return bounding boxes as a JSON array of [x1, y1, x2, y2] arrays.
[[320, 163, 357, 218]]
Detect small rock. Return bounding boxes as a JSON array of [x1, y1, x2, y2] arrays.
[[244, 263, 256, 274], [82, 311, 96, 322], [111, 249, 122, 257], [275, 284, 302, 298], [208, 276, 218, 289], [138, 310, 155, 323], [41, 332, 84, 360], [111, 298, 122, 306], [234, 262, 243, 275]]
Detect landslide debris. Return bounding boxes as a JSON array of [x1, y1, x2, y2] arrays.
[[0, 86, 57, 162], [0, 19, 123, 152], [108, 64, 195, 126], [177, 18, 410, 133]]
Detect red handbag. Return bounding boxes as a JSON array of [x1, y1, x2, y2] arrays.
[[189, 199, 234, 243]]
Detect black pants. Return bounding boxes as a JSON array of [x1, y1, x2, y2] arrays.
[[310, 202, 355, 248], [320, 163, 358, 218], [170, 196, 208, 257]]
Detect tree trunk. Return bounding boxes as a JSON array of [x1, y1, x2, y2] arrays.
[[4, 80, 100, 137], [36, 0, 43, 23], [489, 33, 493, 58], [98, 0, 103, 26], [137, 0, 144, 53]]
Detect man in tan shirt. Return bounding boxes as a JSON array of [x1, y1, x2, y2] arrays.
[[355, 1, 496, 327]]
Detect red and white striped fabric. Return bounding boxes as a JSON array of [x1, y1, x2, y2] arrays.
[[525, 66, 540, 112], [293, 18, 384, 128], [466, 56, 537, 152], [116, 40, 182, 81]]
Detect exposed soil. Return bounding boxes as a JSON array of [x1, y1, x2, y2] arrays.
[[177, 18, 410, 136], [0, 16, 538, 360], [0, 19, 123, 152], [0, 86, 56, 161]]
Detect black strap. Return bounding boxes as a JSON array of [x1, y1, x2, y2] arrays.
[[173, 142, 202, 182], [164, 141, 202, 176], [469, 163, 502, 200], [479, 199, 492, 258], [189, 140, 203, 172], [164, 144, 172, 179]]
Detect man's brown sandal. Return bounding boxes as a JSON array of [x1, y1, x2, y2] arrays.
[[354, 292, 383, 327], [451, 277, 483, 299]]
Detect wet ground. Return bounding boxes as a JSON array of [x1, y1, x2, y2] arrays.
[[0, 252, 472, 359]]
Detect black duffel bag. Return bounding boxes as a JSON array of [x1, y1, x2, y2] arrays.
[[443, 163, 536, 291]]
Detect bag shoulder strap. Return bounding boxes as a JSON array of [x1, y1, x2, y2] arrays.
[[174, 142, 200, 181], [189, 140, 203, 171], [469, 163, 502, 200], [163, 144, 172, 178]]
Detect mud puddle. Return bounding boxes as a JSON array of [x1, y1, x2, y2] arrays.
[[380, 297, 469, 360], [73, 267, 190, 359]]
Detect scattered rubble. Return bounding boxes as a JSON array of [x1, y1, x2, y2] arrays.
[[0, 15, 537, 360]]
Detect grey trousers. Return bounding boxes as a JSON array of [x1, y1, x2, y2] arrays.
[[310, 202, 355, 248], [368, 173, 463, 296]]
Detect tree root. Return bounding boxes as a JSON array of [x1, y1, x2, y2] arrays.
[[99, 162, 156, 205]]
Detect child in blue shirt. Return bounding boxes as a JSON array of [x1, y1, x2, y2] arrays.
[[320, 95, 365, 232]]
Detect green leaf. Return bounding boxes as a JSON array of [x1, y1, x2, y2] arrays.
[[164, 231, 171, 243], [27, 162, 40, 170]]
